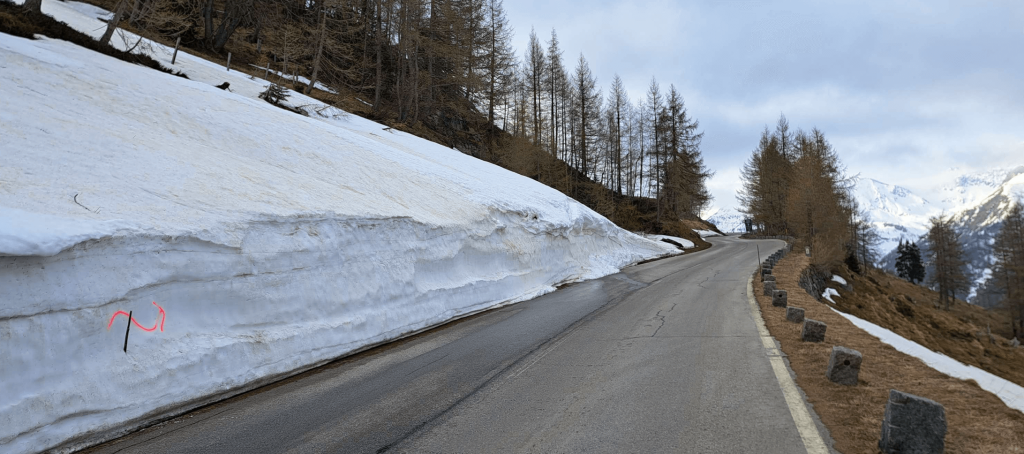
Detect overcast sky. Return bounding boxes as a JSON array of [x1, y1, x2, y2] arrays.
[[502, 0, 1024, 214]]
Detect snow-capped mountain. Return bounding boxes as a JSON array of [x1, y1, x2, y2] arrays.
[[941, 167, 1016, 209], [706, 206, 747, 233], [879, 167, 1024, 307], [849, 176, 940, 257], [945, 168, 1024, 306], [713, 166, 1022, 306]]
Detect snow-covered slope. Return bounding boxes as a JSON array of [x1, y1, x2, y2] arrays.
[[0, 3, 676, 452], [849, 176, 940, 257]]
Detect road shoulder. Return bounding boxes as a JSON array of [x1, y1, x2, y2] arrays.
[[760, 253, 1024, 453], [746, 273, 835, 454]]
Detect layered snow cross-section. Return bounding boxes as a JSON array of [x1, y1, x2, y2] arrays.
[[0, 3, 676, 452]]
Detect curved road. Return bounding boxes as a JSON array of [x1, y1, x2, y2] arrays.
[[86, 236, 830, 453]]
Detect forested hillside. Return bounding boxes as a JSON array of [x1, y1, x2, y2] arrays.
[[61, 0, 716, 240]]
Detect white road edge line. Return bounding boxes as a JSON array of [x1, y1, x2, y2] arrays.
[[746, 275, 829, 454]]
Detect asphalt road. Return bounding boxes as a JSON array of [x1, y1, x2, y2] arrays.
[[87, 236, 827, 454]]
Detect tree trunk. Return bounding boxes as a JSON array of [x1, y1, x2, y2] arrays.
[[212, 14, 243, 52], [373, 0, 383, 114], [203, 0, 214, 47], [100, 0, 128, 45], [305, 12, 327, 96]]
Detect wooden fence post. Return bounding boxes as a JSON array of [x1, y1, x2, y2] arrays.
[[171, 36, 180, 65]]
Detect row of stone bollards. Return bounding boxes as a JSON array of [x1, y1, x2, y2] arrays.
[[762, 244, 948, 453]]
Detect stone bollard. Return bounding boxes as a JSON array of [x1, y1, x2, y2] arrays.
[[802, 319, 826, 342], [785, 307, 804, 323], [879, 390, 946, 454], [772, 289, 788, 308], [826, 346, 862, 385], [761, 268, 772, 280], [764, 275, 776, 283], [763, 281, 776, 296]]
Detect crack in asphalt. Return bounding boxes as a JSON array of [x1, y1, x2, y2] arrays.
[[649, 303, 677, 338], [696, 268, 722, 289]]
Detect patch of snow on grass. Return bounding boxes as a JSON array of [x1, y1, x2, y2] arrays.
[[831, 308, 1024, 415], [822, 288, 840, 304], [832, 275, 847, 286], [693, 229, 721, 238]]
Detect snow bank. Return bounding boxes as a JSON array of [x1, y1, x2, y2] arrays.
[[0, 4, 676, 452], [831, 309, 1024, 415], [647, 234, 695, 250], [693, 229, 721, 238], [831, 275, 847, 286]]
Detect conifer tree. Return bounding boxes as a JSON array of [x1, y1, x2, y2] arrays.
[[545, 30, 565, 157], [525, 29, 546, 145], [993, 202, 1024, 338], [786, 129, 851, 266], [482, 0, 515, 127], [926, 215, 968, 310], [572, 53, 600, 179], [738, 126, 790, 235], [633, 98, 647, 198], [908, 241, 925, 285], [896, 239, 911, 281], [645, 77, 665, 220], [851, 216, 881, 272], [609, 75, 628, 196], [661, 85, 709, 219]]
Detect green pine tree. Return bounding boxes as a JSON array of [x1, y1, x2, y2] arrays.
[[908, 241, 925, 285], [895, 239, 911, 281]]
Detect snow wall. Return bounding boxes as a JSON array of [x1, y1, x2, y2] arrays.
[[0, 8, 676, 452]]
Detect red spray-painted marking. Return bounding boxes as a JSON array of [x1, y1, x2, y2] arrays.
[[108, 302, 166, 332]]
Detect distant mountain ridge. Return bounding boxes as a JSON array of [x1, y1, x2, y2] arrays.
[[876, 166, 1024, 307], [710, 166, 1023, 307], [850, 176, 939, 257], [940, 167, 1017, 208]]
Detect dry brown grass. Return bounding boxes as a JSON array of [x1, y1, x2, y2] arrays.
[[758, 253, 1024, 454], [828, 267, 1024, 388]]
